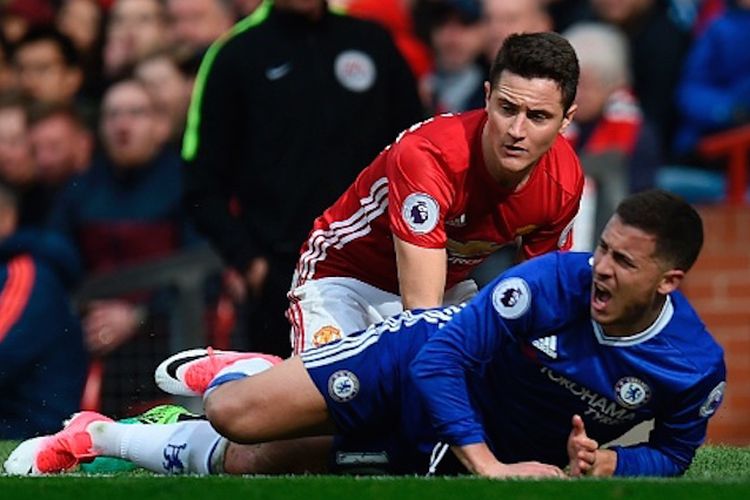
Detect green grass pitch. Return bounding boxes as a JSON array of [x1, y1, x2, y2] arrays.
[[1, 441, 749, 499]]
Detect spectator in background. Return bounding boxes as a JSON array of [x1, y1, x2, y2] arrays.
[[28, 102, 94, 188], [481, 0, 551, 68], [166, 0, 236, 59], [543, 0, 592, 33], [341, 0, 434, 82], [12, 27, 84, 106], [0, 34, 17, 94], [589, 0, 690, 156], [48, 78, 190, 417], [562, 22, 661, 245], [57, 0, 105, 58], [0, 96, 34, 189], [56, 0, 107, 102], [134, 50, 196, 144], [422, 0, 486, 113], [183, 0, 424, 357], [0, 0, 56, 45], [104, 0, 171, 79], [0, 94, 49, 227], [673, 0, 750, 158], [0, 180, 87, 439]]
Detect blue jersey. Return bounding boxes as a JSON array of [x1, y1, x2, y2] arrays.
[[303, 252, 726, 476]]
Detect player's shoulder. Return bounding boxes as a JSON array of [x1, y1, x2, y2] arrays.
[[392, 110, 485, 169], [506, 251, 592, 281], [487, 251, 592, 321], [660, 292, 725, 365], [537, 135, 584, 196]]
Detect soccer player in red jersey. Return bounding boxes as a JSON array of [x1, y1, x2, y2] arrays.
[[289, 32, 584, 352]]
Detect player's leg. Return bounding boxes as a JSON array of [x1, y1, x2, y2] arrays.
[[4, 411, 332, 476], [205, 356, 336, 444], [223, 437, 333, 474]]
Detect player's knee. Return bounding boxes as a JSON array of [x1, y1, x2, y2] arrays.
[[204, 390, 243, 438], [205, 390, 261, 442]]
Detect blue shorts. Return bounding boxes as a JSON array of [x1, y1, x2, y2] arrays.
[[301, 318, 448, 474], [300, 321, 408, 435]]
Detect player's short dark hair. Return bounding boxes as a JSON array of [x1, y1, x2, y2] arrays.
[[488, 32, 579, 112], [14, 26, 80, 68], [615, 190, 704, 271]]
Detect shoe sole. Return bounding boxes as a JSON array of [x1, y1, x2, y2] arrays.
[[4, 436, 46, 475], [154, 348, 232, 397]]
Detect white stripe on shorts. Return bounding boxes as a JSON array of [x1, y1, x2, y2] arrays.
[[300, 307, 464, 368]]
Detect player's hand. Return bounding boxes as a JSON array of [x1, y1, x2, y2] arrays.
[[453, 442, 565, 479], [483, 461, 567, 479], [567, 414, 599, 476], [83, 299, 143, 356]]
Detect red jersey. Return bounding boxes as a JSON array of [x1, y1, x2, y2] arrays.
[[295, 110, 583, 294]]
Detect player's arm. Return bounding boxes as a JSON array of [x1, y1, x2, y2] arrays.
[[410, 263, 560, 476], [570, 364, 727, 477], [609, 369, 726, 477], [394, 236, 446, 309], [386, 134, 454, 309], [452, 442, 564, 478], [411, 295, 563, 477]]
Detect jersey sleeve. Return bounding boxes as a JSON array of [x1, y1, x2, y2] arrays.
[[611, 361, 727, 476], [386, 135, 455, 249], [409, 254, 563, 446], [520, 175, 583, 259], [0, 262, 84, 385]]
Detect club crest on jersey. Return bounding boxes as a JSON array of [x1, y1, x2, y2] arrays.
[[492, 277, 531, 319], [335, 50, 376, 92], [313, 325, 342, 347], [328, 370, 360, 403], [699, 381, 726, 418], [614, 377, 651, 409], [402, 193, 439, 234]]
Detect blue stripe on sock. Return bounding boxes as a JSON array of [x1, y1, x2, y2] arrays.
[[206, 436, 221, 474], [207, 372, 248, 391]]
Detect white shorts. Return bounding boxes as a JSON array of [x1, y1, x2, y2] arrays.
[[287, 276, 477, 353]]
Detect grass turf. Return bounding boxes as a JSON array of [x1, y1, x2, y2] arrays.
[[1, 441, 749, 499]]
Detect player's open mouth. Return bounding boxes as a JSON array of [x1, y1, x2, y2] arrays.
[[503, 144, 526, 155], [592, 283, 612, 311]]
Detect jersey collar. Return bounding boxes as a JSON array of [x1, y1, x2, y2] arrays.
[[592, 294, 674, 347]]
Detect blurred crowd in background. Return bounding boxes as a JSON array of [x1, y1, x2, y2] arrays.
[[0, 0, 748, 438]]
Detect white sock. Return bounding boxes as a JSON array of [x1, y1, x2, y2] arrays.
[[87, 420, 228, 475], [203, 357, 276, 400]]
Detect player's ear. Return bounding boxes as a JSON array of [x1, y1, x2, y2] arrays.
[[560, 103, 577, 133], [656, 268, 685, 295], [484, 81, 491, 111]]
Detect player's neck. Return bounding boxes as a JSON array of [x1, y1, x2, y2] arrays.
[[601, 294, 668, 338]]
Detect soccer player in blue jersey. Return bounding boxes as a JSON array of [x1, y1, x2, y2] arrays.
[[6, 190, 725, 478]]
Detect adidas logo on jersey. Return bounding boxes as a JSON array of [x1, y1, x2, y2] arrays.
[[532, 335, 558, 359]]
